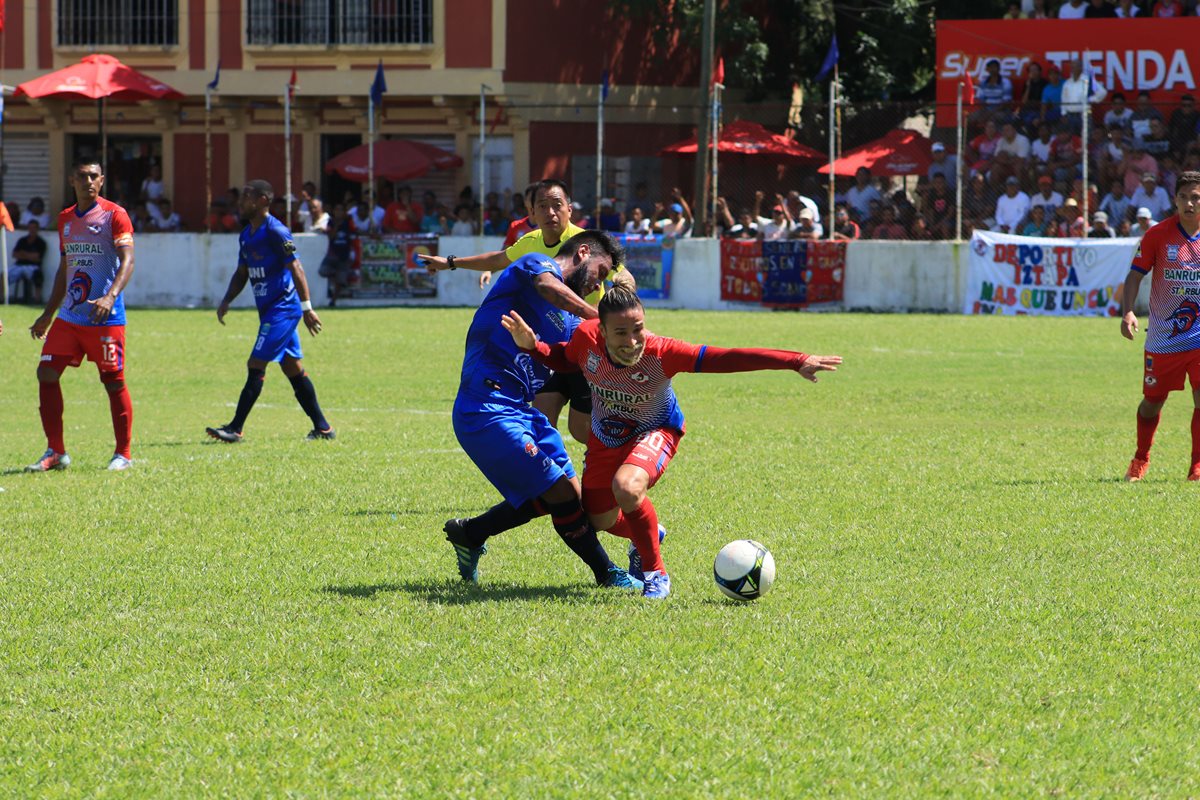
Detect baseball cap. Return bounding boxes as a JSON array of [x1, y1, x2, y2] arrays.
[[1137, 207, 1153, 219], [1005, 176, 1020, 185], [931, 142, 946, 152], [670, 203, 684, 213], [571, 201, 583, 210], [1093, 211, 1108, 222], [1142, 172, 1157, 182], [798, 207, 815, 220], [1064, 198, 1079, 207]]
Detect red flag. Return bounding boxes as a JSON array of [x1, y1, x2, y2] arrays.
[[287, 69, 298, 100], [712, 57, 725, 87], [962, 70, 975, 107], [0, 0, 6, 32]]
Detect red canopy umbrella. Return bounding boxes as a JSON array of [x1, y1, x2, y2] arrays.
[[818, 129, 934, 177], [15, 54, 184, 174], [324, 139, 464, 183], [659, 120, 825, 164]]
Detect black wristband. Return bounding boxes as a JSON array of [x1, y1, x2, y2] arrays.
[[447, 254, 456, 270]]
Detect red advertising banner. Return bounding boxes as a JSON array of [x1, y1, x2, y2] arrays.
[[720, 239, 763, 303], [935, 19, 1200, 126]]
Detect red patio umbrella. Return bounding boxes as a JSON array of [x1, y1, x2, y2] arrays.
[[324, 139, 464, 183], [659, 120, 825, 164], [817, 128, 934, 177], [15, 54, 184, 175]]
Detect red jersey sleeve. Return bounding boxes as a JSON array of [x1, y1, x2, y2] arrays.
[[654, 335, 706, 377], [1131, 224, 1162, 275], [530, 340, 581, 373], [693, 345, 808, 373], [111, 206, 135, 248]]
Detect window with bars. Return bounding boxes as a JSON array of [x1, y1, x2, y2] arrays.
[[247, 0, 433, 46], [58, 0, 179, 47]]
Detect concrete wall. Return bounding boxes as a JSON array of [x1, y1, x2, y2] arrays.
[[4, 233, 1147, 313]]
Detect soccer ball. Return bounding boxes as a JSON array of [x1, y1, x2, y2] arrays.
[[713, 539, 775, 601]]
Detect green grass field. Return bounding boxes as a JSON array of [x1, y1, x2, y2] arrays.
[[2, 308, 1199, 797]]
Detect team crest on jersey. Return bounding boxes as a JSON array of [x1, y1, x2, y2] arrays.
[[67, 270, 93, 309], [523, 439, 539, 457], [1168, 245, 1180, 261], [1168, 299, 1200, 337], [1145, 375, 1158, 386], [1146, 355, 1154, 370], [630, 371, 650, 383], [87, 224, 102, 235], [63, 223, 71, 237], [586, 352, 601, 373], [283, 240, 297, 255]]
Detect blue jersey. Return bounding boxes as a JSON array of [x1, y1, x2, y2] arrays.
[[458, 253, 579, 405], [238, 215, 300, 319]]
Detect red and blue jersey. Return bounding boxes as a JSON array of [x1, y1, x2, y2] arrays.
[[561, 321, 700, 448], [56, 198, 134, 327], [238, 215, 300, 320], [1131, 214, 1200, 354]]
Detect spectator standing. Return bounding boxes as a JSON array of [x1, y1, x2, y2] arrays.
[[718, 199, 759, 239], [1104, 93, 1134, 132], [1018, 63, 1048, 131], [1115, 0, 1142, 15], [1041, 65, 1065, 128], [964, 173, 998, 229], [992, 121, 1031, 186], [308, 197, 329, 233], [1130, 92, 1165, 145], [1061, 59, 1106, 133], [845, 167, 882, 221], [1030, 123, 1055, 168], [624, 207, 652, 235], [1048, 124, 1084, 183], [994, 176, 1032, 233], [1100, 179, 1134, 224], [927, 142, 958, 190], [294, 181, 318, 232], [318, 203, 359, 306], [140, 163, 164, 203], [1141, 118, 1172, 157], [968, 119, 1002, 178], [1119, 144, 1159, 194], [153, 198, 182, 231], [10, 220, 47, 303], [1130, 172, 1173, 219], [1058, 0, 1087, 16], [349, 191, 384, 233], [974, 60, 1014, 122], [1169, 94, 1200, 154], [654, 191, 692, 238], [503, 183, 538, 248], [383, 185, 422, 233], [19, 198, 51, 229], [923, 173, 956, 237]]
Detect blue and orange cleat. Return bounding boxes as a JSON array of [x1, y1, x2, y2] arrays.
[[24, 449, 70, 472]]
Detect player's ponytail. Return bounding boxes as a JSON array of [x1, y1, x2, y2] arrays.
[[598, 285, 642, 323]]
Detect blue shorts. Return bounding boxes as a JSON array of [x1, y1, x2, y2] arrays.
[[250, 315, 303, 363], [452, 397, 575, 508]]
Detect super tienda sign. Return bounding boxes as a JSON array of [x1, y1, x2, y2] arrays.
[[935, 19, 1200, 126]]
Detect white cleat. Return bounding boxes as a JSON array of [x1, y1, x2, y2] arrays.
[[107, 454, 133, 471]]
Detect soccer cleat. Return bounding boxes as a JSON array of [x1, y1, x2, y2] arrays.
[[642, 571, 672, 600], [306, 427, 337, 441], [627, 523, 669, 583], [107, 454, 133, 471], [598, 565, 643, 591], [444, 518, 486, 582], [1189, 463, 1200, 482], [206, 425, 243, 443], [1125, 456, 1150, 482], [24, 449, 70, 472]]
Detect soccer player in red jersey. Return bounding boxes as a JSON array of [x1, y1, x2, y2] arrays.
[[502, 286, 842, 598], [1121, 170, 1200, 481], [27, 157, 136, 472]]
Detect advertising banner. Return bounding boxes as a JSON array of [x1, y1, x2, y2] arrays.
[[964, 231, 1135, 316], [935, 19, 1200, 126], [617, 233, 674, 300], [720, 239, 845, 307], [352, 233, 438, 300], [720, 239, 764, 303]]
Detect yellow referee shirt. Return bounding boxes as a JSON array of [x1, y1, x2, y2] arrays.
[[504, 222, 622, 305]]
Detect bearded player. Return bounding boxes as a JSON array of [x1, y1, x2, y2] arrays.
[[1121, 169, 1200, 481], [502, 286, 842, 598], [27, 157, 135, 472]]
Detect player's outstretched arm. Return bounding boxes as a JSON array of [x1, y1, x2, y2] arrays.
[[420, 250, 509, 274], [1120, 270, 1144, 340], [30, 254, 68, 339], [217, 263, 249, 325], [695, 346, 842, 383], [797, 354, 842, 383], [287, 258, 323, 336]]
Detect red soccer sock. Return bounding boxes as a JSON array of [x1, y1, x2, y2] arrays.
[[108, 385, 133, 459], [39, 381, 66, 454], [1191, 409, 1200, 466], [604, 511, 634, 541], [625, 498, 665, 574], [1135, 411, 1161, 461]]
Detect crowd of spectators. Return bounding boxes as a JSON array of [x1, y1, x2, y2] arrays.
[[1003, 0, 1199, 17]]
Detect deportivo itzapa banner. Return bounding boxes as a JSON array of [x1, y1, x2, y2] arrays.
[[936, 19, 1200, 127], [617, 233, 674, 300], [965, 231, 1136, 316], [354, 233, 438, 300], [720, 238, 846, 307]]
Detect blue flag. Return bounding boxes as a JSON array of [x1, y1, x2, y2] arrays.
[[601, 69, 610, 102], [370, 61, 387, 107], [207, 60, 221, 91], [816, 35, 839, 83]]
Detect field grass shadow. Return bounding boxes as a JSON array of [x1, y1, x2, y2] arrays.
[[321, 580, 595, 605]]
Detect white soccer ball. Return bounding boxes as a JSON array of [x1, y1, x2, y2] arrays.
[[713, 539, 775, 601]]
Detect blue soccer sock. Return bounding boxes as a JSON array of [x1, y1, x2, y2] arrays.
[[230, 368, 266, 432], [288, 371, 330, 431]]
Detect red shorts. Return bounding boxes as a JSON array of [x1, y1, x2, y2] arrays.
[[1142, 349, 1200, 401], [42, 319, 126, 380], [581, 427, 683, 513]]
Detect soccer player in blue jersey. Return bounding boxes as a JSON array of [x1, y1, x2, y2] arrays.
[[205, 179, 335, 443], [435, 230, 641, 589]]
